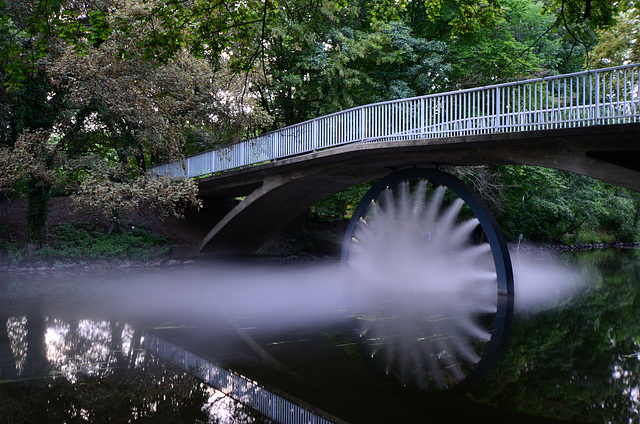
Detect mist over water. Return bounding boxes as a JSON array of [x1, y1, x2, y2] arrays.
[[112, 263, 348, 331], [512, 249, 587, 312], [64, 181, 585, 391], [106, 246, 584, 332]]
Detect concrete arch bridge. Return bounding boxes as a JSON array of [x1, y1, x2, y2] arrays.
[[150, 63, 640, 254]]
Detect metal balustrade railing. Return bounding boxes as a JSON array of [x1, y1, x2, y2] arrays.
[[150, 63, 640, 179], [144, 332, 339, 424]]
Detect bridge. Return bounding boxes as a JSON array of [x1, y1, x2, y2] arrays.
[[150, 63, 640, 254]]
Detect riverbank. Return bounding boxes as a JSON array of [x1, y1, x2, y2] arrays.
[[2, 195, 637, 272], [0, 253, 344, 275], [0, 195, 346, 267]]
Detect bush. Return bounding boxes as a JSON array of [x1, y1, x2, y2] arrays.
[[313, 183, 373, 222], [494, 166, 640, 244], [43, 221, 171, 262], [0, 240, 24, 264], [571, 227, 616, 245]]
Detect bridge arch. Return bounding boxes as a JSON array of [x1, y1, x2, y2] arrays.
[[148, 64, 640, 253], [196, 122, 640, 253]]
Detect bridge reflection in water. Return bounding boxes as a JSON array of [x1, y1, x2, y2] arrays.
[[144, 332, 339, 424]]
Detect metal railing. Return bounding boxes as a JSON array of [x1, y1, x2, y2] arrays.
[[144, 332, 340, 424], [150, 63, 640, 179]]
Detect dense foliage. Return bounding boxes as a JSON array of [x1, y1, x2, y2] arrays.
[[492, 165, 640, 244], [0, 0, 270, 249]]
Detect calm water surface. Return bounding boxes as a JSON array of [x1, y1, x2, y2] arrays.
[[475, 247, 640, 423], [0, 248, 639, 423]]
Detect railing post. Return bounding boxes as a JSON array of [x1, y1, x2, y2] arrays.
[[595, 70, 601, 124], [494, 87, 500, 130], [360, 107, 366, 142], [312, 119, 318, 150]]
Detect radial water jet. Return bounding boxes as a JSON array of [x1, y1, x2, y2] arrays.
[[341, 169, 515, 394], [339, 169, 588, 395]]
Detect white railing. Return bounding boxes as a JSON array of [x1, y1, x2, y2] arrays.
[[150, 63, 640, 179], [144, 332, 340, 424]]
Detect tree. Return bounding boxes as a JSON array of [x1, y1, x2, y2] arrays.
[[49, 21, 271, 221], [0, 0, 271, 247], [490, 165, 640, 244], [414, 0, 629, 87], [411, 0, 593, 87], [589, 4, 640, 67], [423, 0, 620, 44], [250, 0, 450, 128], [0, 0, 271, 92]]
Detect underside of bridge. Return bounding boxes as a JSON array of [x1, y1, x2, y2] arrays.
[[195, 122, 640, 254]]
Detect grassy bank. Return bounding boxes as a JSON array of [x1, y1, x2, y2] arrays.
[[0, 220, 172, 265]]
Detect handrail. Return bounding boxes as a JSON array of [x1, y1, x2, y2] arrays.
[[150, 63, 640, 179]]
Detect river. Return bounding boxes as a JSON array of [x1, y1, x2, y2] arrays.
[[0, 248, 638, 423]]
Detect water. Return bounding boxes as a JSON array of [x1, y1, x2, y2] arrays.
[[476, 247, 640, 423], [0, 247, 638, 423], [0, 177, 604, 423], [0, 268, 293, 423]]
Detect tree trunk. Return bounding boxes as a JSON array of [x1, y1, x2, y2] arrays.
[[25, 178, 51, 250], [292, 211, 309, 253], [23, 300, 48, 378]]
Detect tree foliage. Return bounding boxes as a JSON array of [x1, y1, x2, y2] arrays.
[[492, 165, 640, 244], [0, 0, 271, 246], [589, 4, 640, 67], [1, 0, 637, 250], [250, 1, 450, 127]]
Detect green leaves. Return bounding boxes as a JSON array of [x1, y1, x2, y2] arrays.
[[590, 5, 640, 67], [425, 0, 504, 35], [48, 221, 171, 261], [2, 0, 274, 245], [493, 165, 640, 244], [253, 1, 452, 127]]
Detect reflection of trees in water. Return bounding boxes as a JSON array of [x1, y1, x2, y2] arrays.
[[475, 249, 640, 423], [0, 312, 18, 380], [0, 313, 268, 424]]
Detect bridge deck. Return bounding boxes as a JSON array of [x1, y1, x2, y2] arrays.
[[149, 64, 640, 254], [152, 63, 640, 183]]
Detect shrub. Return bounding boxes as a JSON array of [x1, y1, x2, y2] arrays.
[[44, 221, 172, 262], [0, 240, 24, 264]]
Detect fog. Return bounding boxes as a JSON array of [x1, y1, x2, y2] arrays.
[[91, 181, 587, 389]]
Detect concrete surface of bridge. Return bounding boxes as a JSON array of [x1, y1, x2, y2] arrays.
[[150, 64, 640, 254], [196, 123, 640, 253]]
